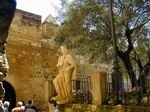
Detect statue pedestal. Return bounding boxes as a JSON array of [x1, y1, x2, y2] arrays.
[[91, 71, 107, 105], [57, 99, 70, 105]]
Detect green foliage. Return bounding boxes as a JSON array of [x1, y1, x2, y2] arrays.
[[56, 0, 113, 63], [55, 0, 150, 68]]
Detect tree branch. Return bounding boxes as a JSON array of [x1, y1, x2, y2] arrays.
[[134, 4, 150, 13], [131, 18, 150, 33], [133, 11, 150, 29], [117, 0, 125, 9], [125, 24, 133, 54]]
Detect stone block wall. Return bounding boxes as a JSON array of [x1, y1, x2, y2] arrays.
[[4, 9, 59, 111], [3, 9, 112, 112]]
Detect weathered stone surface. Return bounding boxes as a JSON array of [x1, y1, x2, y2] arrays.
[[57, 104, 150, 112], [3, 8, 114, 112], [4, 9, 59, 111], [91, 71, 107, 105]]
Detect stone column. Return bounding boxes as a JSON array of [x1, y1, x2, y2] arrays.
[[91, 71, 107, 105]]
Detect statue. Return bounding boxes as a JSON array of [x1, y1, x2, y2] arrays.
[[52, 46, 76, 103], [0, 0, 16, 111]]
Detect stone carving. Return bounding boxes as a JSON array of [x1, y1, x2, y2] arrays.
[[52, 46, 76, 103], [0, 0, 16, 111]]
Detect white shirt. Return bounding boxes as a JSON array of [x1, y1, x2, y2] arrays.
[[51, 107, 59, 112]]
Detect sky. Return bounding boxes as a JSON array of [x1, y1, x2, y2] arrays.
[[16, 0, 61, 21]]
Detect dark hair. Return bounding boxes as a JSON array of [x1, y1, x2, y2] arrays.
[[28, 100, 32, 105], [48, 99, 57, 107], [21, 100, 25, 106]]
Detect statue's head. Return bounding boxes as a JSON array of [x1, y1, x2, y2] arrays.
[[60, 46, 68, 55]]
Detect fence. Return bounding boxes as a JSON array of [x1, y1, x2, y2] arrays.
[[106, 71, 150, 105], [72, 76, 92, 104]]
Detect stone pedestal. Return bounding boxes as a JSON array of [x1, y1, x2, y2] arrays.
[[112, 106, 125, 112], [91, 71, 107, 105], [64, 108, 73, 112], [57, 104, 100, 112]]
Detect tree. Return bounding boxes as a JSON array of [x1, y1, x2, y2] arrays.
[[55, 0, 150, 87]]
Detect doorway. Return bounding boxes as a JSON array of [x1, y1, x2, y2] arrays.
[[2, 80, 16, 110]]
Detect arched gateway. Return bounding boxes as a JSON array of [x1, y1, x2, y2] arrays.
[[2, 80, 16, 111]]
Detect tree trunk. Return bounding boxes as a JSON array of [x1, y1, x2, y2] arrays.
[[138, 63, 150, 89], [118, 51, 137, 87]]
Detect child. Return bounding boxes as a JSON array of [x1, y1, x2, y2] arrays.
[[48, 99, 59, 112]]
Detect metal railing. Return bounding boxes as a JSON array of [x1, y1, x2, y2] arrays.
[[72, 76, 92, 104], [105, 71, 150, 105]]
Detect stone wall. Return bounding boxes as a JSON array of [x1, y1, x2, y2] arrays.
[[4, 9, 59, 111], [4, 9, 112, 112]]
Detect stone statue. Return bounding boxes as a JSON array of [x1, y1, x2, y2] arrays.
[[0, 0, 16, 111], [52, 46, 76, 103]]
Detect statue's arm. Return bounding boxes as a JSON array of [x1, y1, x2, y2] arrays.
[[65, 54, 76, 72], [65, 54, 77, 80]]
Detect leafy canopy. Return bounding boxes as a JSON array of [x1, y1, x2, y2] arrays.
[[56, 0, 150, 64]]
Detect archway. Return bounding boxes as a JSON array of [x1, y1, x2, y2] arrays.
[[2, 80, 16, 111]]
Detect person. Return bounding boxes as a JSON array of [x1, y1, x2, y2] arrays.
[[0, 0, 16, 111], [52, 46, 77, 102], [12, 101, 25, 112], [21, 101, 25, 110], [25, 100, 37, 112], [0, 82, 5, 111], [0, 100, 4, 111], [25, 100, 33, 109], [0, 0, 16, 78], [25, 108, 36, 112], [3, 101, 10, 112], [48, 99, 59, 112]]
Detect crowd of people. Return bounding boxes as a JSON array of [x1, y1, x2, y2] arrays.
[[1, 99, 59, 112], [2, 100, 38, 112]]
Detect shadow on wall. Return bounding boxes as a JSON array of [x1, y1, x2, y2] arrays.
[[2, 80, 16, 111]]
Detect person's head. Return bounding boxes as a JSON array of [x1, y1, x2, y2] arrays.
[[28, 100, 33, 105], [60, 46, 68, 55], [17, 101, 23, 107], [21, 100, 25, 106], [48, 99, 57, 107], [4, 101, 10, 108]]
